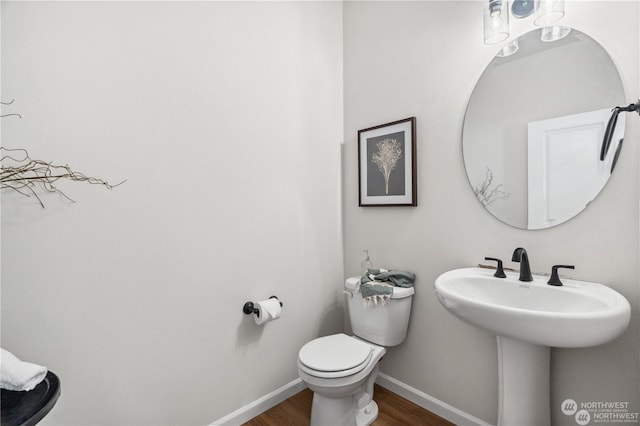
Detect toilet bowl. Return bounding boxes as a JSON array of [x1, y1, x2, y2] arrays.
[[297, 334, 386, 426], [297, 277, 415, 426]]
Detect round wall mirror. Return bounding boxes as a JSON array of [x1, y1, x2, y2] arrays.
[[462, 28, 626, 230]]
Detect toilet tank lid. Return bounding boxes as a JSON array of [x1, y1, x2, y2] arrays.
[[345, 276, 415, 299]]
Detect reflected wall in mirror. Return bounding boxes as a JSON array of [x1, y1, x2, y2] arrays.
[[463, 28, 626, 230]]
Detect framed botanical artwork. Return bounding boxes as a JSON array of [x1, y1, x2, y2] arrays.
[[358, 117, 417, 206]]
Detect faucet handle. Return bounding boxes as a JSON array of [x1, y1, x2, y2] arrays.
[[484, 257, 507, 278], [548, 265, 575, 286]]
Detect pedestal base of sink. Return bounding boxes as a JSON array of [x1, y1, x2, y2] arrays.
[[497, 336, 550, 426]]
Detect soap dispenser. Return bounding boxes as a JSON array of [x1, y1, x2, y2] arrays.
[[361, 250, 372, 276]]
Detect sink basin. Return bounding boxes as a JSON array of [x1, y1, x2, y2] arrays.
[[435, 267, 630, 348]]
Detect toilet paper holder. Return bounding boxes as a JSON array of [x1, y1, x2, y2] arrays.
[[243, 296, 283, 317]]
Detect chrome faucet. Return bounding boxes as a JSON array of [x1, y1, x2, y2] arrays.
[[512, 247, 533, 282]]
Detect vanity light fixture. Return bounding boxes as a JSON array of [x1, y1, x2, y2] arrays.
[[484, 0, 510, 45], [540, 26, 571, 42], [484, 0, 566, 49], [534, 0, 565, 26]]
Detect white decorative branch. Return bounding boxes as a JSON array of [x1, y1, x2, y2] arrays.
[[372, 138, 402, 194]]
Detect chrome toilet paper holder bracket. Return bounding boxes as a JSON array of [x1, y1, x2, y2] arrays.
[[242, 296, 283, 317]]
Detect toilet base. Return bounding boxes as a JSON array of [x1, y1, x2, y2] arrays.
[[310, 392, 355, 426], [356, 400, 378, 426], [310, 394, 379, 426]]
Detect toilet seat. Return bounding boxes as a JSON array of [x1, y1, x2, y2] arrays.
[[298, 334, 375, 379]]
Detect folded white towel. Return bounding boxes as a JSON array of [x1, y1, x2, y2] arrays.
[[1, 348, 47, 391]]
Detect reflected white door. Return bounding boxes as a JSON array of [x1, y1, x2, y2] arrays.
[[527, 109, 624, 230]]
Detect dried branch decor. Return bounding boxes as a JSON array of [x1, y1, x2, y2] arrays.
[[1, 148, 125, 208], [474, 167, 509, 206], [0, 99, 22, 119], [1, 100, 124, 208]]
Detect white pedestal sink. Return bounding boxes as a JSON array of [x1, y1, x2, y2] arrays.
[[435, 267, 631, 426]]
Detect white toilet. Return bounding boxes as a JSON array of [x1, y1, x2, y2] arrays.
[[297, 276, 415, 426]]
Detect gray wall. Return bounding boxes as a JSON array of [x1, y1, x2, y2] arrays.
[[343, 1, 638, 425], [1, 2, 343, 424]]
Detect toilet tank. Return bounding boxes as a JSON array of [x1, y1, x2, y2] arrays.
[[344, 276, 415, 347]]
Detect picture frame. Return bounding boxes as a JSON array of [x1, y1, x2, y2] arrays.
[[358, 117, 417, 206]]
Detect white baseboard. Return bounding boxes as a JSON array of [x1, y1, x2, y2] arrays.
[[210, 373, 491, 426], [375, 373, 493, 426], [210, 378, 306, 426]]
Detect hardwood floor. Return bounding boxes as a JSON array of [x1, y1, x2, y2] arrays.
[[242, 384, 455, 426]]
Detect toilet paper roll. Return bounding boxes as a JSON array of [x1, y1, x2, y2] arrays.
[[254, 298, 282, 325]]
